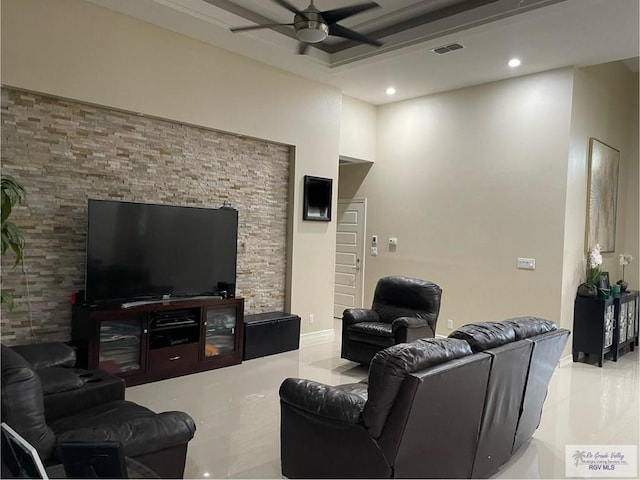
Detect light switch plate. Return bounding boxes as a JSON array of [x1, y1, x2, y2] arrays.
[[517, 257, 536, 270]]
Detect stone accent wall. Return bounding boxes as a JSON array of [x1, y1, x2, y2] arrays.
[[1, 88, 290, 344]]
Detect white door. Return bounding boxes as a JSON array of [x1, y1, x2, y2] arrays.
[[334, 199, 366, 318]]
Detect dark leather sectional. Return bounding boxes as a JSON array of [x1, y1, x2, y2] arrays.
[[1, 342, 196, 478], [280, 316, 570, 478]]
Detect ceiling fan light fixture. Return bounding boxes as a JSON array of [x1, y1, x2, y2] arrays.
[[295, 21, 329, 43], [231, 0, 382, 54]]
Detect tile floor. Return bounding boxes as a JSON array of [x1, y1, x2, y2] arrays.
[[126, 321, 639, 479]]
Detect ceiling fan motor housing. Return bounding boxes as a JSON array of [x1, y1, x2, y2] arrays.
[[294, 11, 328, 43]]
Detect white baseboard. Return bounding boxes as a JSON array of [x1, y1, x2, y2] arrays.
[[300, 329, 335, 347]]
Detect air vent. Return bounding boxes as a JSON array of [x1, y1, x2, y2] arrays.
[[431, 43, 464, 55]]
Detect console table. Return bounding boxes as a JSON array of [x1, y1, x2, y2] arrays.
[[572, 290, 638, 367], [72, 297, 244, 386]]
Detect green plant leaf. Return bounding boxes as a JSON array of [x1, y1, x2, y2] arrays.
[[1, 175, 27, 205], [1, 291, 15, 311], [0, 229, 8, 254], [586, 267, 601, 287], [1, 192, 12, 223], [1, 175, 26, 268]]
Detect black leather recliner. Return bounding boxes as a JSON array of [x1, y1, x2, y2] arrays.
[[1, 343, 196, 478], [341, 276, 442, 364]]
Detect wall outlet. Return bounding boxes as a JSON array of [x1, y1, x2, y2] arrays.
[[309, 314, 314, 324], [447, 319, 454, 330], [371, 247, 378, 256]]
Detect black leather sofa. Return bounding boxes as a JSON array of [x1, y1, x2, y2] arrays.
[[1, 342, 196, 478], [280, 317, 569, 478], [341, 276, 442, 365]]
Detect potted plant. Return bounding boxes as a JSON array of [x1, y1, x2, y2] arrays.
[[577, 244, 602, 297], [617, 253, 633, 292], [1, 174, 27, 310]]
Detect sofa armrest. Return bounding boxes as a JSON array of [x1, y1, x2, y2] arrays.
[[391, 317, 436, 343], [391, 316, 429, 331], [43, 369, 125, 422], [55, 410, 196, 458], [343, 309, 380, 326], [10, 342, 76, 370], [279, 378, 367, 424]]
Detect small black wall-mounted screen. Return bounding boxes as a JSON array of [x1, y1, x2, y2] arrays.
[[303, 175, 332, 222]]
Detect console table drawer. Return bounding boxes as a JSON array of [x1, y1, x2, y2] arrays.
[[148, 343, 199, 372]]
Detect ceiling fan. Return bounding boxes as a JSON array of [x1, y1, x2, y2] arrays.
[[230, 0, 383, 54]]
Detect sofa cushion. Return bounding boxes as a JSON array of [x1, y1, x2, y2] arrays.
[[363, 337, 472, 438], [348, 322, 393, 338], [1, 345, 57, 461], [37, 367, 84, 395], [448, 322, 516, 352], [372, 276, 442, 325], [10, 342, 76, 369], [502, 316, 557, 340]]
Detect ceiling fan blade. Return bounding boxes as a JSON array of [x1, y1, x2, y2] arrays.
[[321, 2, 380, 24], [297, 42, 310, 55], [328, 23, 382, 47], [230, 23, 293, 33], [271, 0, 304, 15]]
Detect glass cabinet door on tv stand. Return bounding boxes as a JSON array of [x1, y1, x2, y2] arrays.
[[95, 312, 146, 376], [201, 302, 244, 364]]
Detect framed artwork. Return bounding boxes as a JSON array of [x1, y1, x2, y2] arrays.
[[303, 175, 332, 221], [599, 271, 610, 290], [586, 138, 619, 253]]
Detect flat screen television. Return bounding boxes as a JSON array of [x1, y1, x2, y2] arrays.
[[85, 199, 237, 305]]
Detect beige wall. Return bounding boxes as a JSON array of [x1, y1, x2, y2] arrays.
[[562, 63, 639, 345], [0, 0, 340, 333], [625, 82, 640, 290], [341, 69, 576, 333], [340, 64, 638, 348], [339, 95, 377, 163]]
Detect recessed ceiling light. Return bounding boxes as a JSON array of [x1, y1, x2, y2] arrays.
[[386, 87, 396, 95], [508, 58, 521, 68]]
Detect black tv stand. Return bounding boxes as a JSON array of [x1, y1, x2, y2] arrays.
[[72, 296, 244, 386]]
